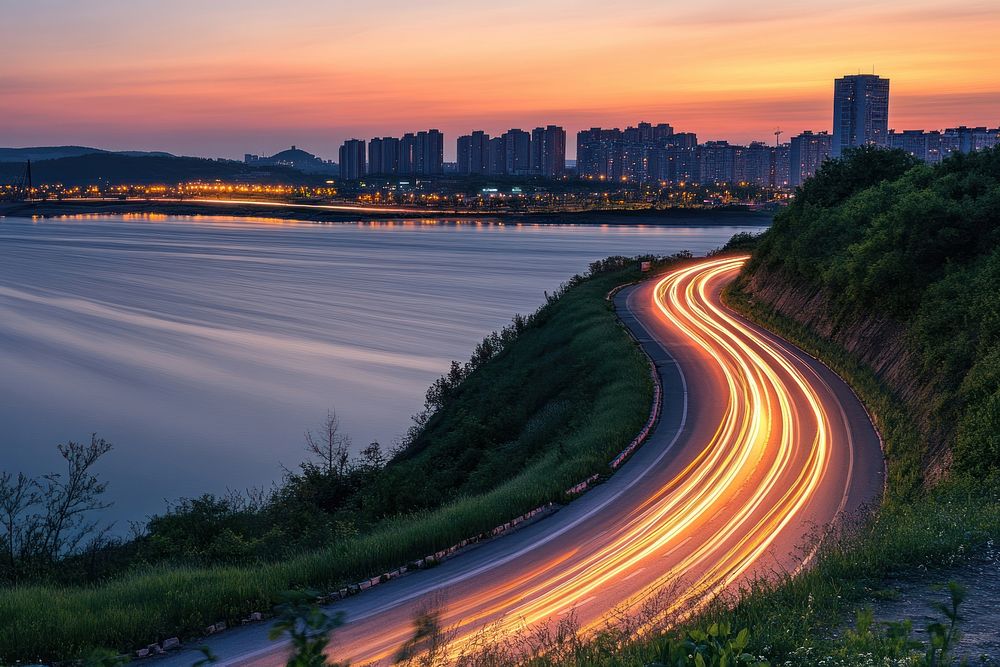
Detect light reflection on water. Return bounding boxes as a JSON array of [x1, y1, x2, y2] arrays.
[[0, 214, 767, 524]]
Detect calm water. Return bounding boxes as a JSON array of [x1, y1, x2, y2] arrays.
[[0, 214, 767, 525]]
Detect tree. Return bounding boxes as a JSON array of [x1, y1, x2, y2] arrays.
[[358, 441, 386, 471], [304, 411, 352, 477], [0, 434, 113, 581], [40, 434, 114, 559]]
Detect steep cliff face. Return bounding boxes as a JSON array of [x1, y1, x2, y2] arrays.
[[737, 265, 952, 485]]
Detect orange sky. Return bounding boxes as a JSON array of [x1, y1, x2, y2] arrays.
[[2, 0, 998, 159]]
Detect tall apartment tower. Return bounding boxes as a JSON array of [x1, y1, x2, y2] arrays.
[[456, 130, 491, 175], [502, 129, 531, 176], [368, 136, 400, 175], [832, 74, 890, 157], [531, 125, 566, 178], [422, 129, 444, 175], [789, 131, 833, 186], [338, 139, 366, 180]]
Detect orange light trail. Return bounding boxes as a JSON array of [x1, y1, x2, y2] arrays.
[[220, 256, 878, 667]]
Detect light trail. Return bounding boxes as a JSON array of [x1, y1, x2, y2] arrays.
[[162, 256, 883, 667]]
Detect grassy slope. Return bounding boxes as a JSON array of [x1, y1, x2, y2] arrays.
[[0, 267, 654, 662]]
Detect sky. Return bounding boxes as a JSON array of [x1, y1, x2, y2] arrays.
[[1, 0, 998, 160]]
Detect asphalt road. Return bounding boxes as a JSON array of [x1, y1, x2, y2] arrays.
[[156, 256, 884, 666]]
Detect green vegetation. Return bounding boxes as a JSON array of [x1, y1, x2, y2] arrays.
[[0, 254, 684, 662], [740, 145, 1000, 489], [269, 591, 347, 667]]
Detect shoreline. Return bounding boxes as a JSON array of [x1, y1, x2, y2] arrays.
[[0, 198, 774, 226]]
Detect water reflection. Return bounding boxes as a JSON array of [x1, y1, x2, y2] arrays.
[[0, 214, 767, 524]]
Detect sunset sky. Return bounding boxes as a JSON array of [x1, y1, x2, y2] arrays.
[[2, 0, 998, 160]]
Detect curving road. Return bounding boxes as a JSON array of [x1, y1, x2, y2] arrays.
[[157, 256, 884, 666]]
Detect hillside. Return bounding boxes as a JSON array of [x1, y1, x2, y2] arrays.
[[731, 146, 1000, 492], [0, 152, 324, 186], [0, 146, 174, 162]]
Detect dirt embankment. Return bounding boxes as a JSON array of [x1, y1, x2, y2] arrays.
[[741, 265, 952, 482]]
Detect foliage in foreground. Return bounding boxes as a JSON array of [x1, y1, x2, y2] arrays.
[[0, 254, 689, 662]]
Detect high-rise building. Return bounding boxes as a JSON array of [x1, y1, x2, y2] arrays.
[[502, 129, 531, 176], [427, 129, 445, 175], [487, 136, 506, 176], [789, 131, 832, 186], [456, 131, 491, 175], [946, 126, 1000, 154], [772, 143, 791, 189], [734, 142, 774, 187], [667, 133, 699, 184], [832, 74, 890, 157], [366, 131, 442, 176], [885, 126, 999, 165], [577, 128, 621, 180], [531, 125, 566, 178], [338, 139, 366, 180], [456, 135, 471, 175], [889, 130, 930, 163], [577, 123, 689, 183], [367, 137, 384, 175], [398, 133, 416, 174], [367, 136, 400, 175], [653, 123, 674, 142], [698, 141, 737, 184], [411, 129, 444, 176]]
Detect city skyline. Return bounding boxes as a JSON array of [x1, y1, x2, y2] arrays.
[[3, 0, 999, 160]]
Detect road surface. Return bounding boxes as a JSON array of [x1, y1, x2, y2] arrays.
[[157, 256, 884, 666]]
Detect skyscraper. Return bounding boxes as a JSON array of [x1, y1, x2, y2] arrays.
[[338, 139, 366, 180], [487, 136, 506, 176], [413, 130, 444, 176], [734, 142, 773, 187], [699, 141, 736, 184], [531, 125, 566, 178], [832, 74, 890, 157], [422, 129, 444, 175], [789, 131, 832, 186], [456, 131, 491, 175], [502, 129, 531, 176], [399, 133, 416, 174], [367, 136, 400, 175]]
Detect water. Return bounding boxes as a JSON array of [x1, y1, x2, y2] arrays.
[[0, 213, 767, 525]]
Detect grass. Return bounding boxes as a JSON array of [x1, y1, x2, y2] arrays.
[[0, 265, 657, 663]]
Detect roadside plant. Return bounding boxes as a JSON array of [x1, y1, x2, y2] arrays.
[[650, 622, 769, 667], [269, 591, 346, 667], [394, 599, 447, 666], [925, 582, 966, 666], [0, 434, 113, 582]]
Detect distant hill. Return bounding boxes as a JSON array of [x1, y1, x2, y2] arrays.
[[0, 146, 176, 162], [246, 145, 336, 174], [0, 153, 326, 186]]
